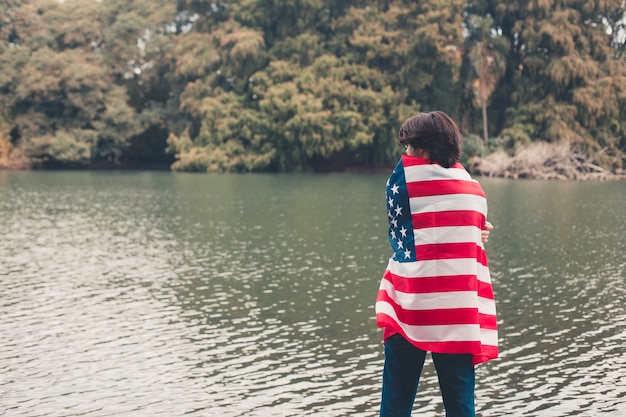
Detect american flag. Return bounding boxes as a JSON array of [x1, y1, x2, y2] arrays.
[[376, 155, 498, 365]]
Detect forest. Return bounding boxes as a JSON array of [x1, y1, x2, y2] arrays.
[[1, 0, 625, 177]]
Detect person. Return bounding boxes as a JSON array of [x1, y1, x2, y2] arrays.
[[375, 111, 498, 417]]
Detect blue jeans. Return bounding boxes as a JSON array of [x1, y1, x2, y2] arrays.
[[380, 334, 475, 417]]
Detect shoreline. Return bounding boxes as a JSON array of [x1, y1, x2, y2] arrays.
[[2, 165, 624, 180]]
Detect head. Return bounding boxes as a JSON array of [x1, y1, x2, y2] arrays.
[[398, 111, 462, 168]]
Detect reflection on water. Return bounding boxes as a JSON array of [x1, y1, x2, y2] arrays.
[[1, 171, 625, 416]]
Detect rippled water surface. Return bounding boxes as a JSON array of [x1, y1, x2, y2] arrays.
[[1, 171, 625, 416]]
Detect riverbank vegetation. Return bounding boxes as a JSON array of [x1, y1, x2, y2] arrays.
[[1, 0, 625, 179]]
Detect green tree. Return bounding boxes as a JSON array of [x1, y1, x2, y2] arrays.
[[0, 1, 124, 165], [491, 0, 626, 167], [332, 1, 465, 114], [2, 0, 625, 172]]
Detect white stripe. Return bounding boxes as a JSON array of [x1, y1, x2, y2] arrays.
[[386, 257, 480, 278], [379, 279, 478, 310], [477, 264, 492, 284], [376, 301, 481, 342], [413, 225, 481, 245], [410, 194, 487, 216], [480, 328, 499, 346], [404, 164, 474, 182], [477, 296, 497, 316]]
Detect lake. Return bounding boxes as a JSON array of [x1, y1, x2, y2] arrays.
[[0, 171, 624, 416]]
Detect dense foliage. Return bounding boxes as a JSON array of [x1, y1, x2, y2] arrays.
[[1, 0, 625, 172]]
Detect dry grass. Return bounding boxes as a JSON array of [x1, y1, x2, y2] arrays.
[[470, 141, 625, 180]]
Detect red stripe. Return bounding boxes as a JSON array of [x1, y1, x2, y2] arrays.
[[477, 281, 495, 300], [382, 270, 495, 300], [477, 249, 487, 266], [406, 179, 485, 198], [412, 211, 486, 229], [401, 155, 432, 167], [415, 242, 479, 260], [471, 345, 499, 365], [401, 156, 465, 171], [383, 272, 477, 293], [479, 313, 498, 330]]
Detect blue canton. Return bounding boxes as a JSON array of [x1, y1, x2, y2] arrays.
[[386, 159, 416, 262]]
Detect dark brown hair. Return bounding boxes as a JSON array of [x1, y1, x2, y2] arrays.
[[398, 111, 462, 168]]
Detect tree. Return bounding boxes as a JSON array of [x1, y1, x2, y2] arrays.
[[2, 0, 625, 172], [491, 0, 626, 167], [463, 14, 507, 146]]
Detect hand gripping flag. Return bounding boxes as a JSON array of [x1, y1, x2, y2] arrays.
[[376, 155, 498, 365]]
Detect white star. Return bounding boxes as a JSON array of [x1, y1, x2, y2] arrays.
[[391, 218, 398, 228], [399, 226, 407, 237], [386, 178, 390, 187], [390, 230, 396, 240], [404, 249, 411, 259], [388, 210, 393, 218], [397, 240, 403, 249], [391, 184, 399, 195], [388, 196, 394, 207], [394, 206, 403, 216]]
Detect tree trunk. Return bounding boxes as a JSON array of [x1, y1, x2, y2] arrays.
[[480, 41, 489, 147], [482, 96, 488, 147]]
